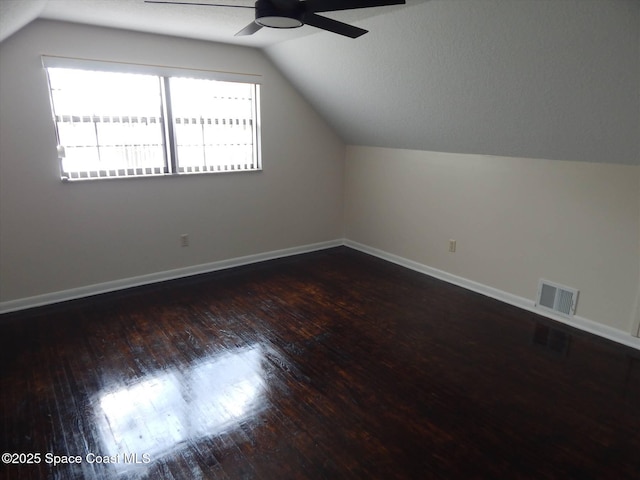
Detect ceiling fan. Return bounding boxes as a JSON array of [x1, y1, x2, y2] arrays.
[[144, 0, 406, 38]]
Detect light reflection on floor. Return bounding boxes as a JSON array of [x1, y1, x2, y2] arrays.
[[95, 345, 266, 473]]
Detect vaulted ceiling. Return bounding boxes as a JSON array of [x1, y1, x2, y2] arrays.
[[1, 0, 638, 164]]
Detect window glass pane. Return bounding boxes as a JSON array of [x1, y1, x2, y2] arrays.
[[44, 61, 261, 181], [47, 68, 166, 178], [169, 77, 259, 173]]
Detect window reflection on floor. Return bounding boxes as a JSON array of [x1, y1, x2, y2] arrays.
[[95, 345, 266, 472]]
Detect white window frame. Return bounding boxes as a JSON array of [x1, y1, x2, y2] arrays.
[[42, 56, 262, 181]]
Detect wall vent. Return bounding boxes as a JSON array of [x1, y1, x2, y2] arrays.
[[536, 279, 579, 317]]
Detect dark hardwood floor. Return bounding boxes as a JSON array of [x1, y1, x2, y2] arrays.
[[1, 247, 639, 479]]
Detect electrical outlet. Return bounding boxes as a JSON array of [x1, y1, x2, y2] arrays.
[[449, 239, 456, 253], [180, 234, 189, 247]]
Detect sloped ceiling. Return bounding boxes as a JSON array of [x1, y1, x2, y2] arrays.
[[266, 0, 640, 164], [1, 0, 639, 164]]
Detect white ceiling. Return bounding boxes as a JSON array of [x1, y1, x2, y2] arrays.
[[1, 0, 639, 164], [266, 0, 639, 164]]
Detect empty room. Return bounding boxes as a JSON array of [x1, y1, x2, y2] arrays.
[[0, 0, 639, 478]]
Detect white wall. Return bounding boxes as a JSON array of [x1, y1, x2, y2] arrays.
[[344, 146, 640, 336], [0, 20, 345, 303]]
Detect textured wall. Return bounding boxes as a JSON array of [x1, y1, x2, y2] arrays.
[[0, 20, 344, 302], [267, 0, 640, 165], [344, 146, 640, 334]]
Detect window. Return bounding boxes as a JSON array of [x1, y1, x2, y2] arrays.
[[43, 57, 261, 181]]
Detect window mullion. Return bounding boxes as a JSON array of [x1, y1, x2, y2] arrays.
[[160, 76, 178, 174], [93, 117, 101, 175]]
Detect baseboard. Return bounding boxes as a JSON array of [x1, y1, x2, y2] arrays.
[[3, 238, 639, 352], [344, 240, 640, 351], [0, 239, 343, 315]]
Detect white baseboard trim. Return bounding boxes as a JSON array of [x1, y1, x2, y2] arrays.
[[345, 240, 640, 351], [3, 238, 639, 352], [0, 239, 343, 315]]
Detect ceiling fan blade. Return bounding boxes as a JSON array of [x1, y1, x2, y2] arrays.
[[235, 21, 264, 36], [303, 13, 367, 38], [144, 1, 254, 8], [304, 0, 405, 14]]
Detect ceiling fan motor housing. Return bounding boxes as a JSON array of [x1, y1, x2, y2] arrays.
[[255, 0, 303, 29]]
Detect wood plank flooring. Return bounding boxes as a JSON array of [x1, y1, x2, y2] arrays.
[[1, 247, 639, 479]]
